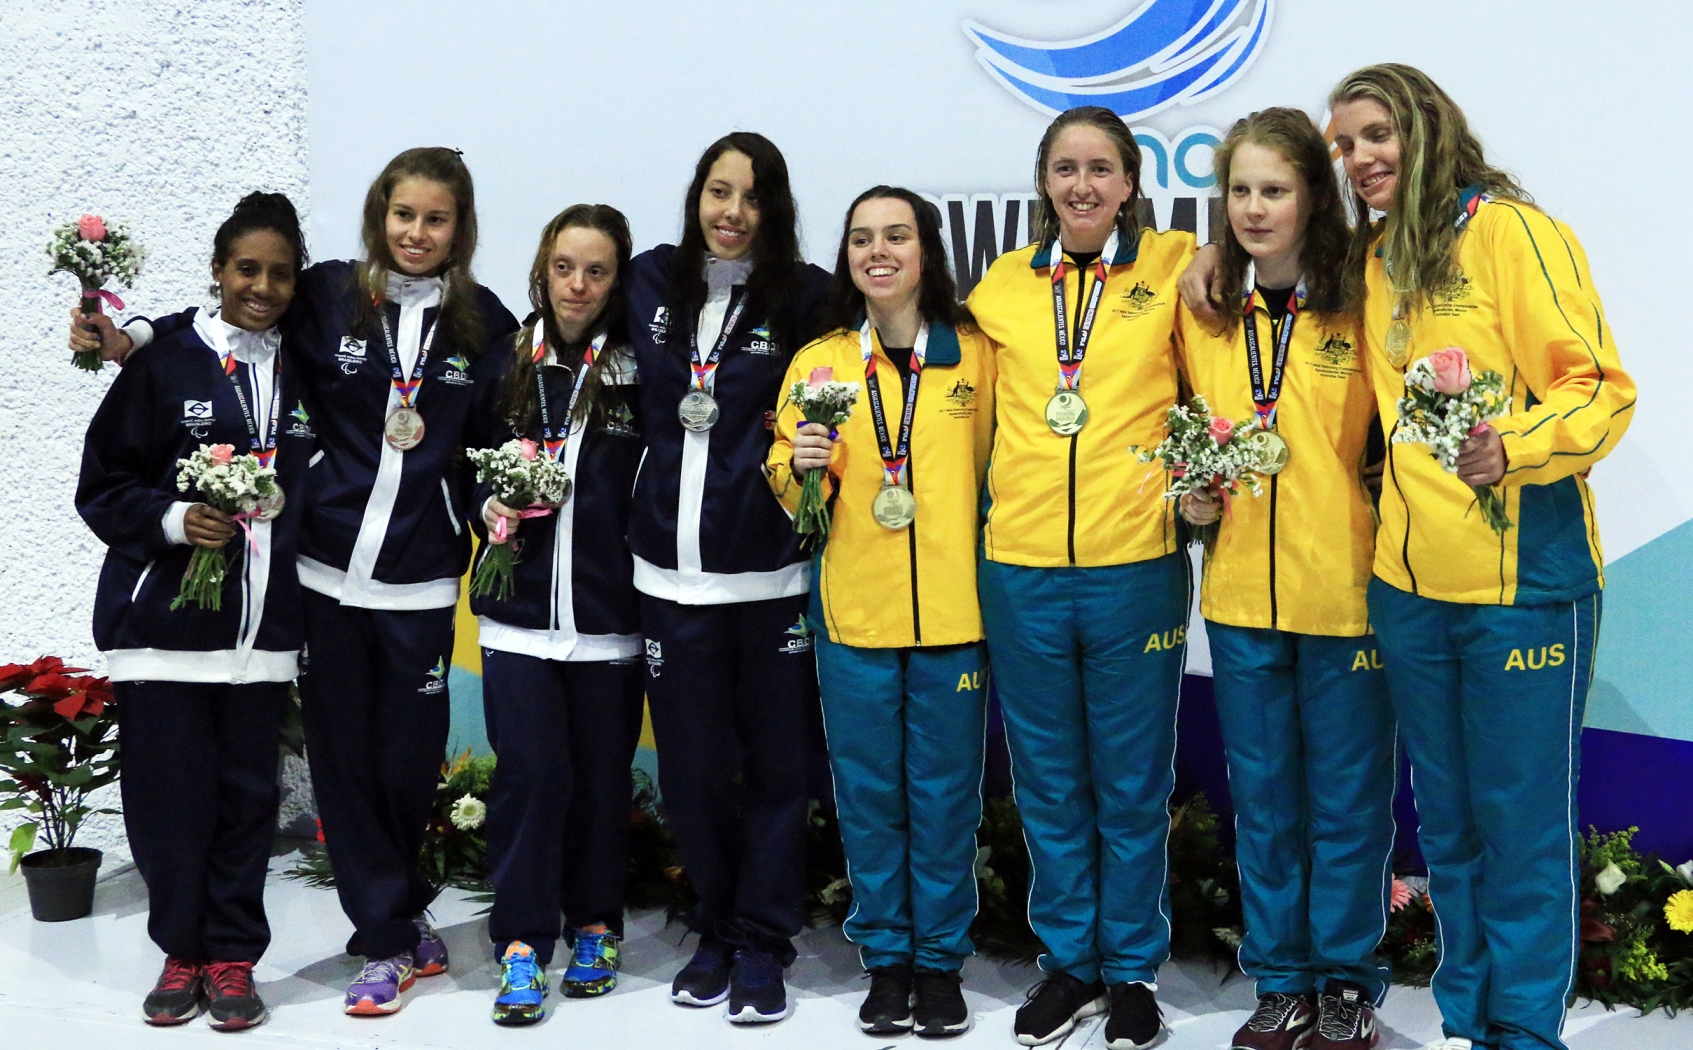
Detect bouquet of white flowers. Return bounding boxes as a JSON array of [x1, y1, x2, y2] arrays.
[[466, 438, 573, 600], [173, 443, 282, 610], [48, 214, 146, 371], [1392, 347, 1513, 534], [785, 366, 861, 548], [1133, 395, 1288, 548]]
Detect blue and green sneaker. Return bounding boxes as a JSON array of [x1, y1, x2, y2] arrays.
[[492, 941, 549, 1026], [561, 927, 620, 998]]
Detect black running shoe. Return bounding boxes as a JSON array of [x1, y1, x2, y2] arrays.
[[205, 960, 268, 1031], [1103, 981, 1163, 1048], [1014, 971, 1108, 1046], [858, 963, 914, 1034], [912, 967, 970, 1038], [142, 957, 206, 1026], [726, 947, 790, 1024], [670, 936, 733, 1007]]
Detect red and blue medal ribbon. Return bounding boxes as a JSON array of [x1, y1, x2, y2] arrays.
[[532, 323, 607, 462], [1240, 265, 1307, 431], [374, 294, 439, 411], [1047, 231, 1116, 393], [210, 317, 282, 469], [860, 322, 927, 488], [690, 289, 749, 393]]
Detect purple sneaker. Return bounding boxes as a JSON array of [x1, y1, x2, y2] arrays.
[[413, 918, 450, 977], [344, 953, 416, 1016]]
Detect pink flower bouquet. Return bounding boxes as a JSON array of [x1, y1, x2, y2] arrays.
[[47, 214, 145, 371], [785, 366, 861, 548]]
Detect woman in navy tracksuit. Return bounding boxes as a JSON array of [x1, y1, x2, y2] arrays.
[[77, 193, 311, 1033], [466, 204, 645, 1026], [626, 132, 831, 1024], [89, 148, 518, 1015]]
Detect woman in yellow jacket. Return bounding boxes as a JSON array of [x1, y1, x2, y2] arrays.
[[1329, 65, 1636, 1050], [767, 186, 995, 1039], [1176, 108, 1396, 1050], [966, 106, 1195, 1049]]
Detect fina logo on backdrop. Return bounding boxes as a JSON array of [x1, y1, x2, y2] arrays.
[[930, 0, 1274, 294]]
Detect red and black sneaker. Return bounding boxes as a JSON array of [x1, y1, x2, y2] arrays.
[[1309, 980, 1378, 1050], [143, 957, 206, 1026], [205, 960, 269, 1031], [1231, 991, 1316, 1050]]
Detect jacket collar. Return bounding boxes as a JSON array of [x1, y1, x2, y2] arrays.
[[1031, 227, 1140, 270]]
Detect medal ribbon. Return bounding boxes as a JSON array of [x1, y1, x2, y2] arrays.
[[690, 289, 749, 393], [532, 324, 608, 462], [1048, 231, 1117, 392], [209, 317, 283, 470], [375, 294, 441, 410], [1240, 265, 1307, 431], [861, 322, 927, 488]]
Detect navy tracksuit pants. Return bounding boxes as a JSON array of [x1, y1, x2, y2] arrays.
[[115, 680, 286, 964], [1207, 622, 1398, 1002], [1370, 579, 1600, 1050], [979, 553, 1189, 986], [298, 588, 455, 959], [639, 592, 819, 965], [814, 635, 987, 972], [480, 649, 645, 965]]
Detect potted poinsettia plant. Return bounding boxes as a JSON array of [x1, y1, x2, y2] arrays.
[[0, 656, 121, 921]]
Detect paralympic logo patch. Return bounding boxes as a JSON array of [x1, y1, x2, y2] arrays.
[[965, 0, 1274, 120]]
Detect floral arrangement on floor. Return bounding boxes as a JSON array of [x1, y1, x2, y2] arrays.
[[1378, 875, 1438, 987], [1575, 826, 1693, 1015], [0, 657, 120, 871], [48, 213, 146, 371]]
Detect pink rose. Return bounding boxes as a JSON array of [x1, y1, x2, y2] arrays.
[[77, 214, 106, 241], [1208, 417, 1234, 445], [518, 438, 539, 461], [208, 444, 235, 466], [807, 366, 834, 387], [1428, 347, 1472, 395]]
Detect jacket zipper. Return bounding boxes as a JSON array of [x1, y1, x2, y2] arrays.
[[907, 459, 922, 645], [1066, 263, 1088, 567], [1267, 473, 1280, 628], [1386, 421, 1418, 595], [441, 478, 462, 536]]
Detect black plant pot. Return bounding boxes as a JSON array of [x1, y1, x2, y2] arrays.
[[19, 847, 103, 922]]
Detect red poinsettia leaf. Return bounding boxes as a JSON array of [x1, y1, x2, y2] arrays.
[[52, 692, 88, 720], [24, 673, 77, 698]]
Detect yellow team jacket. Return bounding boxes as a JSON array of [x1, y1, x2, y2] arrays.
[[767, 322, 996, 648], [1364, 195, 1636, 605], [1176, 298, 1376, 636], [968, 228, 1197, 567]]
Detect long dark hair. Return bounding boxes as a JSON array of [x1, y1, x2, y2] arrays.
[[354, 147, 485, 354], [1032, 106, 1144, 250], [1207, 107, 1351, 331], [820, 186, 972, 336], [666, 132, 806, 357], [497, 204, 634, 435]]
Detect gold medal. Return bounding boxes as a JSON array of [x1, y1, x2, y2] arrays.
[[1045, 390, 1088, 436], [1249, 430, 1289, 475], [384, 406, 425, 451], [871, 482, 917, 530], [1385, 321, 1412, 368], [677, 389, 720, 432]]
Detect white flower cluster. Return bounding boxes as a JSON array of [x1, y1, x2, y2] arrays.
[[46, 219, 145, 288], [1392, 360, 1511, 473], [791, 379, 861, 426], [466, 439, 572, 506], [1135, 396, 1277, 500], [174, 445, 280, 514]]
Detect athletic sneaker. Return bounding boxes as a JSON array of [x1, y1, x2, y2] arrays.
[[343, 952, 416, 1016], [1231, 991, 1316, 1050], [726, 947, 790, 1024], [142, 957, 206, 1026], [1310, 980, 1378, 1049], [912, 967, 970, 1037], [492, 941, 549, 1026], [670, 936, 734, 1006], [205, 960, 267, 1031], [1419, 1040, 1473, 1050], [1013, 972, 1108, 1046], [858, 963, 914, 1034], [1103, 981, 1164, 1048], [413, 917, 450, 977], [561, 928, 620, 998]]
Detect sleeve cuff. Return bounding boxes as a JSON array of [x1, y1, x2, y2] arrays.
[[163, 501, 193, 545], [122, 318, 155, 351]]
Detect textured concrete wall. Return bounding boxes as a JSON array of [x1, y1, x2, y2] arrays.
[[0, 1, 309, 860]]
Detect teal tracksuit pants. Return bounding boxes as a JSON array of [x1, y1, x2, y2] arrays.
[[1207, 622, 1398, 1002], [979, 554, 1189, 986], [1369, 578, 1600, 1050], [814, 634, 988, 971]]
